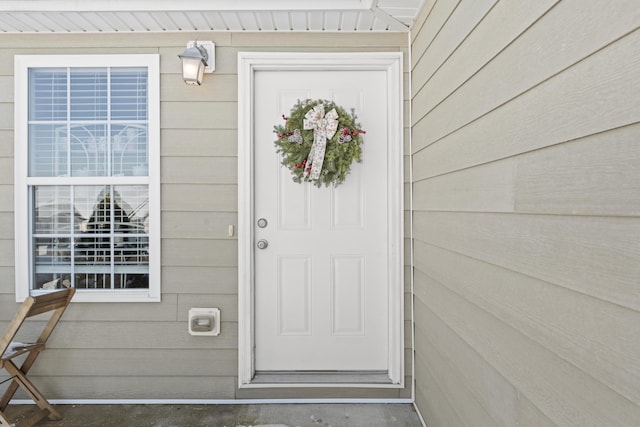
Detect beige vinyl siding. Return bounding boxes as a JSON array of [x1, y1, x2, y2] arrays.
[[0, 51, 12, 299], [411, 0, 640, 426], [0, 32, 410, 400]]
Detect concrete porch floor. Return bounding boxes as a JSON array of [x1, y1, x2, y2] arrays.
[[4, 403, 423, 426]]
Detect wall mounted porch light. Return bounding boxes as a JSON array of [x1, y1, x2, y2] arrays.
[[178, 41, 215, 85]]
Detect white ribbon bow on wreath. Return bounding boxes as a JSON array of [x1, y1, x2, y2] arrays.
[[303, 104, 339, 180]]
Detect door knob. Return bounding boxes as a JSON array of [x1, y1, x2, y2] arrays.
[[256, 239, 269, 250]]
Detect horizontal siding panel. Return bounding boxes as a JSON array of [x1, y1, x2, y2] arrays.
[[161, 74, 237, 102], [0, 293, 178, 322], [414, 211, 640, 311], [411, 0, 496, 95], [517, 393, 561, 427], [403, 182, 411, 211], [0, 295, 20, 320], [413, 28, 640, 179], [0, 130, 13, 156], [163, 211, 237, 239], [60, 294, 178, 322], [0, 47, 161, 77], [0, 239, 13, 267], [161, 45, 409, 76], [0, 76, 11, 102], [162, 239, 237, 267], [177, 294, 237, 322], [403, 347, 413, 377], [0, 104, 12, 130], [415, 241, 640, 406], [0, 185, 13, 212], [161, 184, 237, 212], [515, 123, 640, 216], [0, 157, 12, 182], [30, 349, 237, 376], [13, 321, 236, 350], [415, 301, 518, 427], [210, 46, 241, 75], [404, 265, 412, 293], [0, 267, 15, 294], [404, 295, 412, 321], [404, 211, 411, 238], [162, 157, 237, 184], [415, 307, 511, 427], [162, 266, 237, 294], [413, 1, 640, 150], [409, 0, 436, 43], [161, 102, 237, 130], [413, 158, 515, 212], [412, 0, 558, 120], [403, 127, 411, 153], [410, 0, 459, 69], [404, 320, 412, 346], [0, 212, 12, 238], [161, 129, 238, 157], [414, 268, 640, 426], [8, 376, 236, 400], [414, 352, 464, 427], [52, 321, 237, 350]]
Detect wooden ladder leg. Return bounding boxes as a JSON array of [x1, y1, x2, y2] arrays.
[[0, 379, 19, 412], [0, 348, 42, 413], [3, 361, 62, 422]]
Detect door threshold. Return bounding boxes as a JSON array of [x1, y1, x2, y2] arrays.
[[252, 371, 393, 385]]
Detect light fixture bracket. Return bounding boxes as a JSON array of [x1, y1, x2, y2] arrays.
[[192, 40, 215, 73]]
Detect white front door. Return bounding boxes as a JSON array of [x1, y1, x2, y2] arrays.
[[238, 52, 404, 387], [253, 69, 389, 372]]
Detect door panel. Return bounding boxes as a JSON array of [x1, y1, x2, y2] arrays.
[[254, 70, 389, 372], [331, 255, 365, 335]]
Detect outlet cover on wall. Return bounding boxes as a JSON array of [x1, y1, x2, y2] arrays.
[[188, 307, 220, 336]]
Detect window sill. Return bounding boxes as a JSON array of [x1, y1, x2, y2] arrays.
[[28, 288, 160, 303]]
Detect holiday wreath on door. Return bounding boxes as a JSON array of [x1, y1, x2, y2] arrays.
[[273, 99, 366, 187]]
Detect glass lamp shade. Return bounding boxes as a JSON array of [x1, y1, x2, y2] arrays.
[[178, 42, 209, 85]]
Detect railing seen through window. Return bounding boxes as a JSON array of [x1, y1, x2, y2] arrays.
[[33, 185, 149, 290]]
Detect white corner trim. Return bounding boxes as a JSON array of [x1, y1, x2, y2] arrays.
[[237, 51, 404, 389]]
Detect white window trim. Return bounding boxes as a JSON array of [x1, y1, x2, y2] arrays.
[[14, 54, 161, 303]]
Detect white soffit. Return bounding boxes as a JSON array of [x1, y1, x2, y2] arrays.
[[0, 0, 424, 33]]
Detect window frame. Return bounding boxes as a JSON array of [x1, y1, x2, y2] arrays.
[[14, 54, 161, 303]]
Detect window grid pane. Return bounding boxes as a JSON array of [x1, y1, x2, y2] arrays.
[[28, 66, 149, 178], [29, 124, 68, 177], [29, 68, 67, 121], [111, 68, 148, 121], [32, 185, 150, 291], [70, 68, 107, 121]]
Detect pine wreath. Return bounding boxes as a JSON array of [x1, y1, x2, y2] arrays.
[[274, 99, 365, 187]]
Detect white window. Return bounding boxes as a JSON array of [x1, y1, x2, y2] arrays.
[[14, 55, 160, 302]]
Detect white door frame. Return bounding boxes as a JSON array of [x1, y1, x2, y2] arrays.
[[238, 52, 404, 388]]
